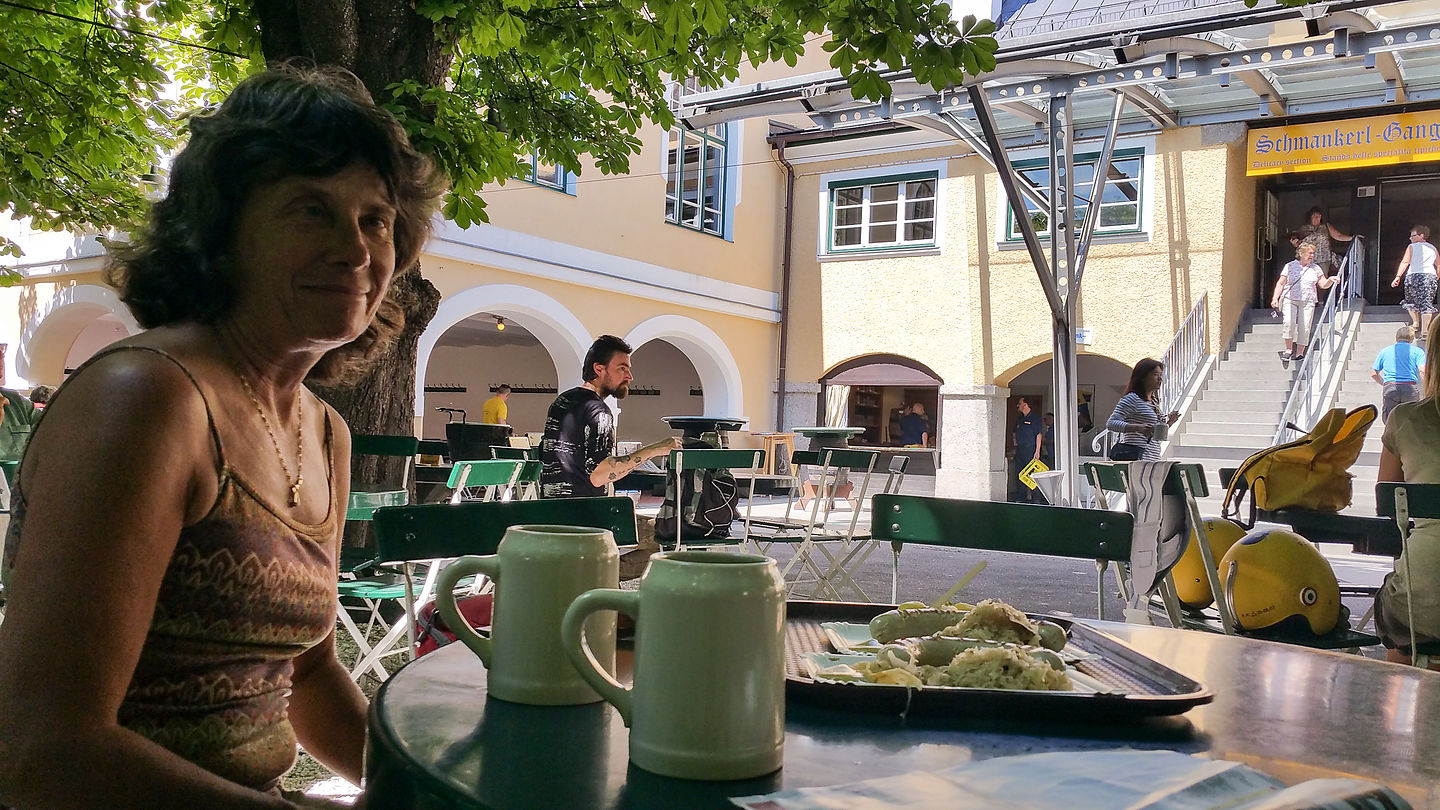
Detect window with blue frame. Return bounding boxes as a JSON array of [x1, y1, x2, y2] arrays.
[[826, 172, 938, 253], [518, 152, 572, 193], [1005, 148, 1144, 240], [664, 124, 727, 236]]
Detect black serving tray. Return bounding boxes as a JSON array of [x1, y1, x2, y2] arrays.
[[785, 601, 1213, 721]]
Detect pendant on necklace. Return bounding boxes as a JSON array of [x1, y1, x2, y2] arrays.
[[290, 480, 302, 507]]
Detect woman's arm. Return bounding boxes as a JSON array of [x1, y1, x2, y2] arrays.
[[287, 416, 367, 785], [1106, 395, 1152, 437], [288, 631, 367, 785], [1327, 222, 1352, 241], [0, 353, 294, 810], [1270, 268, 1290, 307], [1378, 446, 1404, 483], [1394, 246, 1412, 288]]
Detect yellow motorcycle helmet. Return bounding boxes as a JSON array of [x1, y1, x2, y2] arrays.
[[1173, 518, 1247, 610], [1218, 528, 1340, 636]]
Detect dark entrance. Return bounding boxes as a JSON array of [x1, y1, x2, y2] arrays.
[[1257, 161, 1440, 307], [1378, 178, 1440, 306]]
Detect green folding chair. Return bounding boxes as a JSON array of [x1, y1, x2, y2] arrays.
[[347, 496, 638, 681], [752, 449, 904, 601], [447, 458, 526, 503], [872, 494, 1134, 618], [1081, 461, 1230, 631], [336, 434, 420, 679], [661, 448, 764, 552], [490, 445, 538, 461], [1375, 482, 1440, 667], [346, 434, 420, 521]]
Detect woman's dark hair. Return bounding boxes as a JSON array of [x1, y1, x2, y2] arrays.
[[1125, 358, 1164, 400], [106, 65, 446, 383], [1305, 206, 1325, 223], [582, 335, 633, 381]]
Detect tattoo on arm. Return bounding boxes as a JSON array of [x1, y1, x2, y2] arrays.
[[608, 472, 618, 481]]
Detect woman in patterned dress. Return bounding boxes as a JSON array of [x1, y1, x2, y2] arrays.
[[0, 68, 443, 809], [1296, 206, 1353, 274]]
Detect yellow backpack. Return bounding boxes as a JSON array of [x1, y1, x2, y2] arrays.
[[1222, 405, 1377, 519]]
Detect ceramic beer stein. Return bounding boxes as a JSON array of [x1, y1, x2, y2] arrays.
[[436, 524, 618, 705], [562, 551, 786, 780]]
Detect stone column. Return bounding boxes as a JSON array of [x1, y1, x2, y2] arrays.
[[934, 384, 1009, 501], [776, 381, 821, 430]]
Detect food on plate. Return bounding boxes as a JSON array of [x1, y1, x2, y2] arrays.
[[854, 643, 1073, 691], [868, 604, 968, 643], [876, 636, 1065, 672], [869, 599, 1067, 651]]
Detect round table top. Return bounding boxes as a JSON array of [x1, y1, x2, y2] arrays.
[[793, 426, 866, 436], [660, 416, 748, 432], [364, 620, 1440, 810]]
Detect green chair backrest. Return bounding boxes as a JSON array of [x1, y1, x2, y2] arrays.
[[518, 459, 542, 483], [1081, 461, 1209, 499], [669, 448, 765, 471], [371, 496, 638, 563], [491, 446, 537, 461], [447, 459, 525, 489], [417, 439, 449, 458], [351, 434, 419, 458], [346, 489, 410, 521], [1080, 461, 1127, 495], [1376, 482, 1440, 520], [871, 494, 1133, 561], [790, 448, 880, 471]]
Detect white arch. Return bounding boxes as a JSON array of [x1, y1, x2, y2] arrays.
[[17, 284, 141, 385], [624, 315, 745, 421], [415, 284, 592, 407]]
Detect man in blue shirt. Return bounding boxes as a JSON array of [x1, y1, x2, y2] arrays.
[[899, 403, 929, 447], [1012, 397, 1044, 502], [1372, 325, 1426, 422]]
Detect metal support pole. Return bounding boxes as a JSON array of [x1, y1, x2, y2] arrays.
[[1048, 93, 1080, 507]]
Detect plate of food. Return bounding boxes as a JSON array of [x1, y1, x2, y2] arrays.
[[786, 600, 1213, 720]]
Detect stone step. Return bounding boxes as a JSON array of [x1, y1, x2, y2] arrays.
[[1205, 374, 1295, 390], [1200, 389, 1290, 403], [1179, 433, 1275, 449], [1182, 421, 1279, 437], [1169, 444, 1259, 461]]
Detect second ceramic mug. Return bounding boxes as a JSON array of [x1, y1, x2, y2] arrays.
[[436, 524, 619, 705], [562, 551, 786, 780]]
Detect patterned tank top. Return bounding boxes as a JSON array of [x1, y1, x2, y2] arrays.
[[1, 346, 341, 793]]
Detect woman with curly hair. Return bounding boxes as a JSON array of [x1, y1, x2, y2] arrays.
[[0, 66, 444, 809]]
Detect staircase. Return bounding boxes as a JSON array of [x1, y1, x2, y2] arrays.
[[1168, 309, 1292, 474], [1329, 305, 1412, 514]]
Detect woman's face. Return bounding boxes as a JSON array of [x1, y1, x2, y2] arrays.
[[1146, 365, 1163, 394], [1309, 211, 1323, 227], [228, 161, 398, 348], [1298, 245, 1316, 265]]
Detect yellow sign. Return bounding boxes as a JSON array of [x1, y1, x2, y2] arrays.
[[1018, 458, 1049, 490], [1247, 110, 1440, 176]]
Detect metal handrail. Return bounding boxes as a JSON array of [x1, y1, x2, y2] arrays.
[[1159, 291, 1209, 414], [1272, 250, 1360, 443]]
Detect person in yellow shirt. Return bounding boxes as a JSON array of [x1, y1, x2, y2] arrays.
[[481, 384, 510, 424]]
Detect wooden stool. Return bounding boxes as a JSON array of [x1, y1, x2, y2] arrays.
[[753, 432, 797, 476]]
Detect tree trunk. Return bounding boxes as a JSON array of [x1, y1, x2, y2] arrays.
[[312, 267, 441, 547], [253, 1, 458, 548]]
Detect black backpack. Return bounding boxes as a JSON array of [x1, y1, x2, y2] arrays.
[[654, 435, 740, 545]]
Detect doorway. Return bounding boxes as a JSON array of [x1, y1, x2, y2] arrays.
[[1378, 178, 1440, 307]]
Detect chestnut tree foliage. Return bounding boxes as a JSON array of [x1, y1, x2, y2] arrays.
[[0, 0, 996, 517]]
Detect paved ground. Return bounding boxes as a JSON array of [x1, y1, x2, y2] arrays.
[[710, 476, 1391, 657]]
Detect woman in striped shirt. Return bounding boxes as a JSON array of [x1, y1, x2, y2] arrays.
[[1106, 358, 1179, 461]]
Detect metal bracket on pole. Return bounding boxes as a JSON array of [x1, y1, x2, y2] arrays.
[[966, 84, 1063, 317], [1073, 91, 1127, 293], [915, 113, 1050, 214]]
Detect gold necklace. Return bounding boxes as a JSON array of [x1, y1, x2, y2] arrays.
[[235, 369, 304, 507]]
